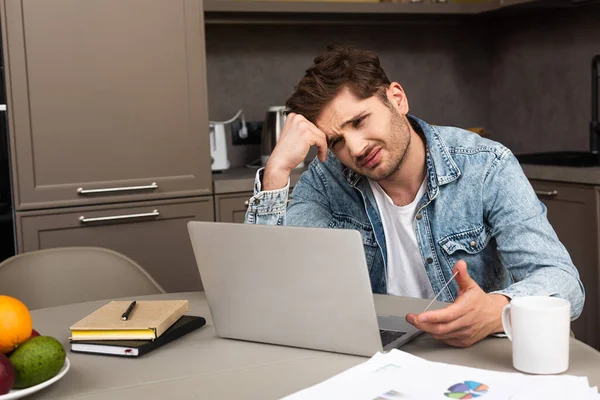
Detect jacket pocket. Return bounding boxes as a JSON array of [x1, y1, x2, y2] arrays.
[[438, 224, 503, 292], [439, 224, 492, 256]]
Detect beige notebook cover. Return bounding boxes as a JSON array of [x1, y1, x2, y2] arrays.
[[69, 300, 189, 341]]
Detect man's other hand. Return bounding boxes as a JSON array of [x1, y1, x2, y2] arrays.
[[406, 260, 509, 348]]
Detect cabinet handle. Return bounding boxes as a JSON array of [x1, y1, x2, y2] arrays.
[[79, 209, 160, 223], [535, 190, 558, 197], [77, 182, 158, 195]]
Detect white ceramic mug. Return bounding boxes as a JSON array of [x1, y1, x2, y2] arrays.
[[501, 296, 571, 374]]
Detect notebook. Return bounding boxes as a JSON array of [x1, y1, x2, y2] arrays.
[[70, 315, 206, 357], [69, 300, 189, 341]]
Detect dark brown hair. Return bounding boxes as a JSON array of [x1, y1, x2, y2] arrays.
[[285, 45, 391, 124]]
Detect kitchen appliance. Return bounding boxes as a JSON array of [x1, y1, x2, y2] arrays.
[[209, 109, 248, 172], [209, 122, 230, 171], [261, 106, 304, 169]]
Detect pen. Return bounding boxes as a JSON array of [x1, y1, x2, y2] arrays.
[[121, 301, 137, 321], [423, 271, 459, 313]]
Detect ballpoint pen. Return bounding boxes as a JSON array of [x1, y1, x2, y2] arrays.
[[121, 301, 137, 321]]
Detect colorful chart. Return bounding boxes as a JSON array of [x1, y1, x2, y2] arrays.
[[373, 389, 403, 400], [444, 381, 489, 399]]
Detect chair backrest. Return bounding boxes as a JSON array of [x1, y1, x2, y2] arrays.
[[0, 247, 165, 310]]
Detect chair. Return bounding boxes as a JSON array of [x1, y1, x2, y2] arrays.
[[0, 247, 165, 310]]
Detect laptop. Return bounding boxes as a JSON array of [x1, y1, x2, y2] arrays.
[[187, 221, 425, 357]]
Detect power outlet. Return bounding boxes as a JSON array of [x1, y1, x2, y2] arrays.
[[232, 120, 262, 145]]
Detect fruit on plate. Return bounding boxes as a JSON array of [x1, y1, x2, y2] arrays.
[[0, 353, 15, 395], [6, 329, 43, 357], [0, 295, 32, 354], [8, 336, 66, 389]]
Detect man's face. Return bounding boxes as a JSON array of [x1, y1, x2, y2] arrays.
[[315, 85, 412, 182]]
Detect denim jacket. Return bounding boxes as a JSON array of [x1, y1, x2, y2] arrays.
[[245, 115, 585, 320]]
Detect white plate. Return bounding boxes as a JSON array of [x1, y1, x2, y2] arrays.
[[0, 357, 70, 400]]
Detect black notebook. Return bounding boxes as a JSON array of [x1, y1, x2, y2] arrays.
[[69, 315, 206, 357]]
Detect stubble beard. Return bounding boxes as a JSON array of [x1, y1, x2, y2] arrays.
[[363, 111, 411, 182]]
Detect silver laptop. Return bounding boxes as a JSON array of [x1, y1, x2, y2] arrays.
[[187, 221, 423, 357]]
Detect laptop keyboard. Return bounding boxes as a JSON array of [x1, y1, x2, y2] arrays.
[[379, 329, 406, 347]]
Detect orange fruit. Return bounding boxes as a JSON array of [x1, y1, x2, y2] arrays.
[[0, 296, 32, 354]]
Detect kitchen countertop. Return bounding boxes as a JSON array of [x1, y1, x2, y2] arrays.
[[521, 163, 600, 186], [212, 163, 600, 195], [212, 166, 308, 194]]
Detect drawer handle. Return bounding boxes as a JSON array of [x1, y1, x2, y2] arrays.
[[77, 182, 158, 195], [79, 209, 160, 223], [535, 190, 558, 197]]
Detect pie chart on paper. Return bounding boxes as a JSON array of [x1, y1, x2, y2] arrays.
[[444, 381, 489, 399]]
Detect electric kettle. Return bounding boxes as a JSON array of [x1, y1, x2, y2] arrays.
[[261, 106, 304, 169]]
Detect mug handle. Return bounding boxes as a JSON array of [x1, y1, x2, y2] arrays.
[[501, 303, 512, 341]]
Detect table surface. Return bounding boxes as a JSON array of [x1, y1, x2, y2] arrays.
[[25, 292, 600, 400], [211, 164, 600, 194], [520, 163, 600, 185]]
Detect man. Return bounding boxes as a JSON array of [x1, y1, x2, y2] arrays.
[[244, 45, 584, 348]]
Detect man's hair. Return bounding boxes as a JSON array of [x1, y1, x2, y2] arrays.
[[285, 45, 391, 124]]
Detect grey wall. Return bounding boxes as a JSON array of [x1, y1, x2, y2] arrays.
[[205, 4, 600, 167], [489, 6, 600, 154], [205, 20, 491, 167]]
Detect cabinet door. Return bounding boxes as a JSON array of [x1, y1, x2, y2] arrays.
[[215, 193, 253, 223], [1, 0, 211, 210], [530, 180, 599, 350], [15, 197, 214, 292]]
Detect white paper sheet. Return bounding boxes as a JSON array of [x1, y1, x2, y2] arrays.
[[283, 349, 599, 400]]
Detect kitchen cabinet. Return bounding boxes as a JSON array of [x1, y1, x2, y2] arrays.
[[0, 0, 214, 293], [203, 0, 538, 16], [15, 197, 214, 293], [1, 0, 212, 211], [215, 192, 253, 223], [202, 0, 579, 25], [529, 180, 599, 350]]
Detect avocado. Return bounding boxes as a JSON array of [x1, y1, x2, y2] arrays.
[[8, 336, 66, 389]]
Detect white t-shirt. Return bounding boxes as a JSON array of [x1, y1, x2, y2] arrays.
[[368, 179, 435, 299]]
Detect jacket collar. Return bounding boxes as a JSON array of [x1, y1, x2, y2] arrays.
[[341, 114, 461, 194]]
